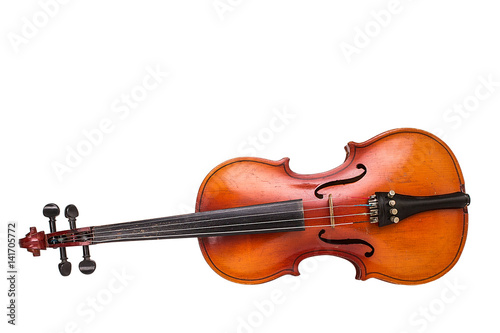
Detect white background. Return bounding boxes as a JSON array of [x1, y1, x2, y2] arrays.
[[1, 1, 499, 333]]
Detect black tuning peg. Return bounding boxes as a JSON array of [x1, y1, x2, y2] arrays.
[[65, 204, 79, 229], [79, 246, 96, 275], [43, 203, 71, 276], [58, 259, 72, 277], [64, 204, 96, 275], [43, 203, 60, 221]]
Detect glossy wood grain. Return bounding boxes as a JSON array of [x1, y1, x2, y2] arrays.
[[196, 128, 468, 285]]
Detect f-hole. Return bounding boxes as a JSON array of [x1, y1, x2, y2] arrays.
[[318, 229, 375, 257], [314, 164, 367, 199]]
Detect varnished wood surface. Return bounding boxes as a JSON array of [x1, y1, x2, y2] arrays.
[[196, 128, 468, 285]]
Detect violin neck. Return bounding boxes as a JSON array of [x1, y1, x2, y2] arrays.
[[89, 200, 305, 245]]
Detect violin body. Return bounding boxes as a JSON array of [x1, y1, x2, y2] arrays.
[[196, 128, 468, 285]]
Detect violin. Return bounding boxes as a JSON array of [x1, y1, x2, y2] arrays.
[[20, 128, 470, 285]]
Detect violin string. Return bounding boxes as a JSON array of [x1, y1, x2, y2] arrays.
[[90, 204, 370, 237], [92, 197, 369, 228], [54, 196, 369, 234], [192, 196, 370, 215], [52, 197, 375, 244], [56, 220, 373, 245], [88, 221, 373, 244], [54, 204, 373, 243], [90, 212, 371, 237], [55, 212, 374, 244]]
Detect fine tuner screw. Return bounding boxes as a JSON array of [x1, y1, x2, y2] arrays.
[[387, 191, 399, 224], [65, 204, 97, 275], [43, 203, 72, 277]]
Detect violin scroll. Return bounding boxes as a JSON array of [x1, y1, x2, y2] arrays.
[[19, 227, 46, 257]]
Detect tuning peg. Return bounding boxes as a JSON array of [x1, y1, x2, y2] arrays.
[[43, 203, 60, 219], [43, 203, 72, 276], [65, 204, 79, 229], [79, 245, 96, 275], [64, 204, 96, 274], [58, 260, 72, 276]]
